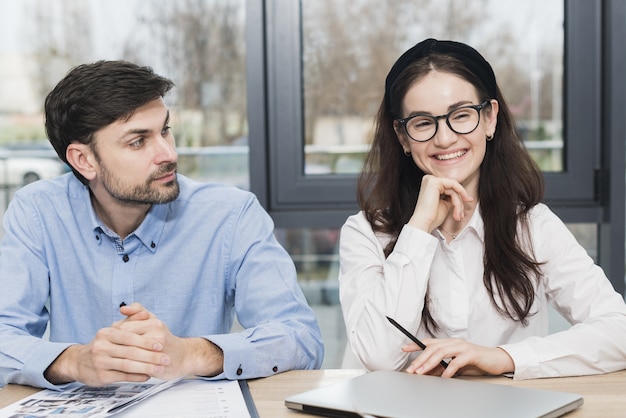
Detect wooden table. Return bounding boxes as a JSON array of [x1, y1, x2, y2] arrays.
[[2, 369, 626, 417]]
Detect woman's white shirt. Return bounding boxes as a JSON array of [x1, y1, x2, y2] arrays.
[[339, 203, 626, 379]]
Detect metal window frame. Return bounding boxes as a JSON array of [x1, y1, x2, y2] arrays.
[[247, 0, 625, 292]]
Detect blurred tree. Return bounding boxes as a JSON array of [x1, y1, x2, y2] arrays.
[[23, 0, 246, 147], [133, 0, 246, 146], [302, 0, 561, 146], [302, 0, 416, 144], [24, 0, 94, 110]]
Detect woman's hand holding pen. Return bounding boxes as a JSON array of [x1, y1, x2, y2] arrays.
[[407, 175, 474, 233], [402, 337, 515, 378]]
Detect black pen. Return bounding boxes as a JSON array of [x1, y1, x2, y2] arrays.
[[386, 316, 449, 369]]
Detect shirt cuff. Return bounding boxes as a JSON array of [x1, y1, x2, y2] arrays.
[[498, 342, 541, 380], [23, 341, 76, 390], [204, 333, 281, 380], [394, 224, 439, 261]]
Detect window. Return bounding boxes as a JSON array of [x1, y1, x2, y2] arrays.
[[250, 0, 624, 283], [0, 0, 248, 191], [301, 1, 566, 175], [254, 0, 603, 224], [250, 0, 625, 368]]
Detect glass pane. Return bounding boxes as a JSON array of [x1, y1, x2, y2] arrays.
[[302, 0, 564, 175], [274, 227, 344, 368], [0, 0, 249, 209], [550, 223, 597, 332]]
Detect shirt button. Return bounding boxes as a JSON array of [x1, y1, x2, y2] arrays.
[[122, 254, 129, 262], [236, 367, 243, 376], [272, 366, 278, 373]]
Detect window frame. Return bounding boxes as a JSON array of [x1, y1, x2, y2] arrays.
[[246, 0, 625, 292]]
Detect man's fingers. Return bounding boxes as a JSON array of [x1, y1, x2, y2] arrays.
[[119, 302, 155, 319], [112, 302, 156, 330], [99, 326, 164, 353], [93, 331, 169, 367]]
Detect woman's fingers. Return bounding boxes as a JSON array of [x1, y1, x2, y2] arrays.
[[411, 175, 474, 231]]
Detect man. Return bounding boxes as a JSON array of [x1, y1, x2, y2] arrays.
[[0, 60, 323, 389]]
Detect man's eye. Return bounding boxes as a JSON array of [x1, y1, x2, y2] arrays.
[[162, 125, 172, 136], [130, 138, 145, 148]]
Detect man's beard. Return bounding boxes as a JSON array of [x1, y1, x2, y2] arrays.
[[100, 161, 180, 205]]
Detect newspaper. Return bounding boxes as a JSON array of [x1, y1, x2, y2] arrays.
[[0, 377, 183, 417]]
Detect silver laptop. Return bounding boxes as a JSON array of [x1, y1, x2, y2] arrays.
[[285, 370, 583, 418]]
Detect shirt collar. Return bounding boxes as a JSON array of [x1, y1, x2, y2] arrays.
[[87, 191, 169, 253], [134, 204, 168, 252], [467, 202, 485, 243], [432, 202, 484, 243]]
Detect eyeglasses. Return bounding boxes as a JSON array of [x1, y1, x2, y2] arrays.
[[396, 100, 490, 142]]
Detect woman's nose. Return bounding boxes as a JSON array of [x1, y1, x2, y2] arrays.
[[432, 119, 457, 147]]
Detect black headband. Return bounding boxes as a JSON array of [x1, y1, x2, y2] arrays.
[[384, 38, 497, 110]]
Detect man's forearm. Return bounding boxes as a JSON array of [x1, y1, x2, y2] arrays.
[[44, 344, 80, 385], [185, 338, 224, 377]]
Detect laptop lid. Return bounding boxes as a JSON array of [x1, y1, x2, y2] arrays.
[[285, 370, 583, 418]]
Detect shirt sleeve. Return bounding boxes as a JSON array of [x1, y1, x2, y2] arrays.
[[0, 194, 76, 390], [338, 212, 439, 371], [499, 204, 626, 379], [202, 195, 324, 379]]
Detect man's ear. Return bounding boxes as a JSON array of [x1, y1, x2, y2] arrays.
[[66, 143, 97, 182]]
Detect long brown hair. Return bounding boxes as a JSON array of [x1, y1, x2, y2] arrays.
[[358, 52, 544, 333]]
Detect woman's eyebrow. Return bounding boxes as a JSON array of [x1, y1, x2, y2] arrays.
[[404, 100, 474, 117]]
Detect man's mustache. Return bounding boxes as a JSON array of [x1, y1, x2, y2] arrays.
[[150, 162, 178, 181]]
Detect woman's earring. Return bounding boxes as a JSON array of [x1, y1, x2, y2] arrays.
[[404, 149, 411, 156], [486, 134, 494, 141]]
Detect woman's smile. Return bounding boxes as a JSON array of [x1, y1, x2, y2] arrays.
[[432, 149, 467, 161]]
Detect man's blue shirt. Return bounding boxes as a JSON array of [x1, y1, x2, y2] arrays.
[[0, 173, 323, 389]]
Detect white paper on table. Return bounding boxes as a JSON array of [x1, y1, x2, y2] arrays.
[[113, 379, 252, 418]]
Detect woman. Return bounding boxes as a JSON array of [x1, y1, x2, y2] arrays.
[[339, 38, 626, 379]]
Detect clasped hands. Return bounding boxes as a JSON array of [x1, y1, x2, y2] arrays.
[[45, 302, 223, 386]]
